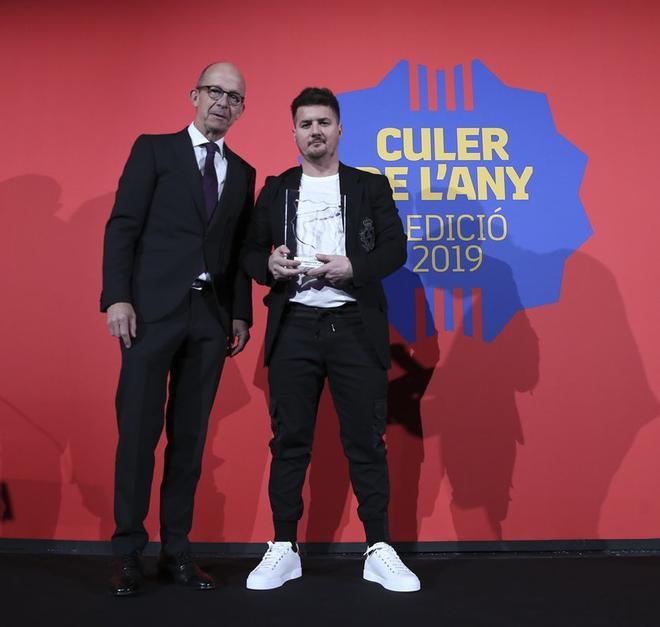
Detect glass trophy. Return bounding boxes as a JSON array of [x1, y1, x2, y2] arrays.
[[284, 188, 346, 272]]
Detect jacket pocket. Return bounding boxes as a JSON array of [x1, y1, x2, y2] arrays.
[[373, 399, 387, 453], [268, 397, 281, 455]]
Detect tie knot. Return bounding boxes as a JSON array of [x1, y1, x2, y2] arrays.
[[204, 142, 219, 157]]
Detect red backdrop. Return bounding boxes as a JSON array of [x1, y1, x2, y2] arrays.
[[1, 0, 659, 543]]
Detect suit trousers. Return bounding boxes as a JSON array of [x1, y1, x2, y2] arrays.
[[112, 287, 227, 556], [267, 302, 390, 545]]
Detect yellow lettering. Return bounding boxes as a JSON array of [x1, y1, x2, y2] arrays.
[[403, 128, 431, 161], [482, 128, 509, 160], [425, 215, 444, 241], [506, 166, 533, 199], [477, 166, 506, 200], [420, 166, 443, 200], [377, 128, 402, 161], [406, 215, 424, 241], [385, 166, 409, 200], [433, 128, 456, 160], [447, 167, 476, 200], [457, 128, 480, 160]]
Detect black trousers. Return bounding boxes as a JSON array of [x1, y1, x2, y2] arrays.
[[112, 287, 227, 556], [268, 302, 390, 545]]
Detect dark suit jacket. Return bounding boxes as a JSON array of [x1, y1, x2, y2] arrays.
[[101, 129, 255, 334], [242, 163, 406, 368]]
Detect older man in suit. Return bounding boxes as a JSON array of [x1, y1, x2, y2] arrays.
[[242, 87, 420, 592], [101, 62, 254, 596]]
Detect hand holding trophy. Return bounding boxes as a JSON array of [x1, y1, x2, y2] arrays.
[[268, 245, 303, 280]]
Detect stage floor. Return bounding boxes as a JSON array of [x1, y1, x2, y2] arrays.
[[0, 552, 658, 626]]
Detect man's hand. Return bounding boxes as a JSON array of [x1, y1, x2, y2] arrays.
[[107, 302, 137, 348], [306, 254, 353, 286], [268, 245, 303, 280], [228, 319, 250, 357]]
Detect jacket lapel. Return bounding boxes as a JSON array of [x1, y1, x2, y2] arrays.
[[209, 145, 245, 230], [339, 162, 361, 254], [279, 167, 303, 256], [172, 129, 207, 225]]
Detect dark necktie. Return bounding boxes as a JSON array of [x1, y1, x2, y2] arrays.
[[202, 142, 219, 220]]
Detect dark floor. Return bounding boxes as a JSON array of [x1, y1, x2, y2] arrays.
[[1, 552, 659, 627]]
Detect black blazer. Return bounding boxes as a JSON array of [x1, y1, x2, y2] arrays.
[[242, 163, 406, 368], [101, 129, 255, 334]]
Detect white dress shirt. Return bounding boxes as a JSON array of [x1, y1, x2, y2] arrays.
[[187, 122, 227, 200], [188, 123, 227, 281]]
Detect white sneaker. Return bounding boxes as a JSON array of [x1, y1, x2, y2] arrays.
[[246, 541, 302, 590], [363, 542, 421, 592]]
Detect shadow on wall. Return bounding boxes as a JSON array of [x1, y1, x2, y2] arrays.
[[0, 481, 12, 521], [296, 224, 658, 542], [0, 175, 67, 539], [385, 267, 439, 542], [378, 246, 538, 542], [425, 270, 538, 540], [417, 246, 658, 540], [1, 176, 657, 543], [0, 174, 261, 544], [0, 176, 116, 540], [505, 250, 659, 538], [190, 356, 253, 542]]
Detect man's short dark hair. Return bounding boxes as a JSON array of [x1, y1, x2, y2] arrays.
[[291, 87, 340, 122]]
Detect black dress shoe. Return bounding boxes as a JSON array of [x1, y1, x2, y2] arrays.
[[110, 552, 143, 596], [158, 552, 216, 590]]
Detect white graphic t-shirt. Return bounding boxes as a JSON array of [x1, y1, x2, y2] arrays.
[[290, 173, 356, 307]]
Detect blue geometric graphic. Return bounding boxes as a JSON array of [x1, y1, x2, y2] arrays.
[[338, 60, 592, 341]]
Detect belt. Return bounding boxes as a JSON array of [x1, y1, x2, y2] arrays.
[[191, 278, 212, 291], [286, 301, 358, 314]]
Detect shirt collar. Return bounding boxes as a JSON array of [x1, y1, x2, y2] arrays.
[[188, 122, 225, 158]]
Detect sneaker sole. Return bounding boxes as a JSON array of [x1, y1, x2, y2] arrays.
[[363, 569, 421, 592], [246, 567, 302, 590]]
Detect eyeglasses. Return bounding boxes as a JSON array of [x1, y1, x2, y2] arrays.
[[197, 85, 244, 107]]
